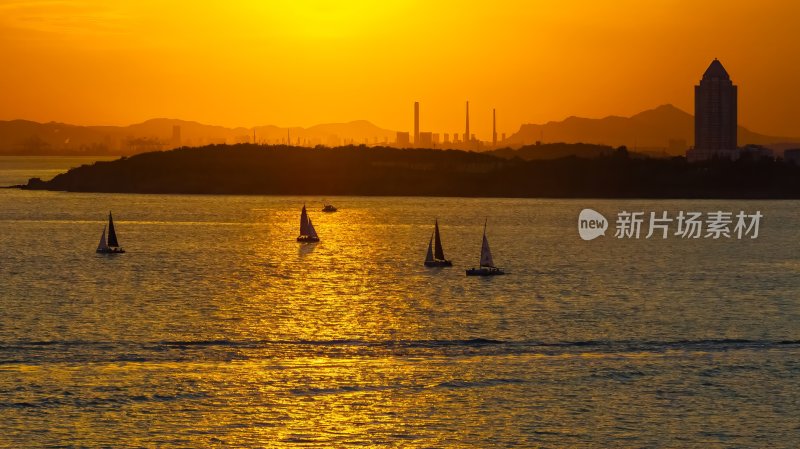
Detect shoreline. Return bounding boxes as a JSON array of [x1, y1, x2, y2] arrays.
[[7, 185, 800, 200], [15, 144, 800, 199]]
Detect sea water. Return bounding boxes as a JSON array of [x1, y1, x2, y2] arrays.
[[1, 157, 799, 447]]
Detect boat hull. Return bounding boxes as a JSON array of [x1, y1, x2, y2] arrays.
[[466, 267, 504, 276], [424, 260, 452, 267], [297, 236, 320, 243], [97, 248, 125, 254]]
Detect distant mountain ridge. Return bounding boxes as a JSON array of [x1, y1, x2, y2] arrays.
[[504, 104, 800, 156], [0, 118, 396, 155], [2, 105, 798, 156]]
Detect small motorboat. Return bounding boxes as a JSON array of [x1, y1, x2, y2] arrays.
[[96, 212, 126, 254], [466, 220, 504, 276], [322, 204, 338, 213], [466, 266, 504, 276]]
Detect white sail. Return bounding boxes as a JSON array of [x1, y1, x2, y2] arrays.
[[97, 225, 108, 252], [480, 232, 494, 267], [425, 235, 434, 263], [307, 218, 318, 239]]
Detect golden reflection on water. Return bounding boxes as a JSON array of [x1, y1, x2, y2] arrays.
[[204, 204, 454, 445], [242, 204, 420, 343], [3, 194, 800, 447]]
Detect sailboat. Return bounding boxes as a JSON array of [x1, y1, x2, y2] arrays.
[[96, 212, 125, 254], [424, 219, 452, 267], [466, 220, 503, 276], [297, 204, 320, 243]]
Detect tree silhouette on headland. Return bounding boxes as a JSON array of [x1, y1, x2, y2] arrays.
[[21, 144, 800, 199]]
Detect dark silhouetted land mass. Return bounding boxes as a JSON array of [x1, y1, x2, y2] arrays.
[[17, 144, 800, 199], [488, 143, 618, 160]]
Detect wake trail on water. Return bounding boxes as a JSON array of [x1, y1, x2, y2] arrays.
[[1, 338, 798, 365]]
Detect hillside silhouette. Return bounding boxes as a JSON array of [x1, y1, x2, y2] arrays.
[[504, 104, 800, 155], [0, 119, 395, 156], [3, 106, 799, 157], [20, 144, 800, 198]]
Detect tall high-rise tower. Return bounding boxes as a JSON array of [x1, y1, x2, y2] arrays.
[[414, 101, 420, 147], [690, 59, 738, 161], [464, 101, 470, 143]]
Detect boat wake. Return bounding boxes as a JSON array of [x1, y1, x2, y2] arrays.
[[1, 338, 798, 365]]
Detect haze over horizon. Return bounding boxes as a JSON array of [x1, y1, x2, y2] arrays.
[[2, 1, 799, 140]]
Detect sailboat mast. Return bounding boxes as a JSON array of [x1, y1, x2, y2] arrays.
[[300, 204, 308, 235], [480, 219, 487, 266], [107, 212, 119, 248]]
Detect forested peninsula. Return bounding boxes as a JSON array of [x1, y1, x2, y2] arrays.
[[18, 144, 800, 198]]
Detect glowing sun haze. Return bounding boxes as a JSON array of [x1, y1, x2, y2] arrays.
[[1, 0, 799, 138]]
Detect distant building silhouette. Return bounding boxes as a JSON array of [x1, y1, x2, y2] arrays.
[[688, 59, 738, 161], [784, 148, 800, 165], [396, 131, 410, 147], [739, 144, 773, 160], [418, 131, 433, 148], [414, 101, 420, 147]]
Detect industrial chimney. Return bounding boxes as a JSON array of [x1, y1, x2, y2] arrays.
[[414, 101, 420, 147]]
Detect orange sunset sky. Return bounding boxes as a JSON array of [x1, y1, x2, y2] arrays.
[[1, 0, 799, 139]]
